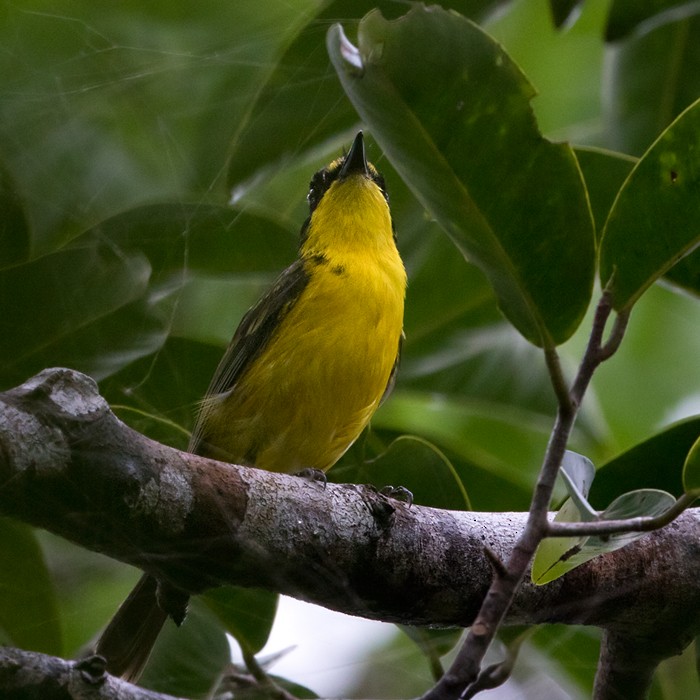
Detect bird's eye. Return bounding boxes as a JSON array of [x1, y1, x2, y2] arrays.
[[307, 169, 331, 212], [374, 173, 389, 203]]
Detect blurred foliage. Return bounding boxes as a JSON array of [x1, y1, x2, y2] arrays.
[[1, 0, 700, 698]]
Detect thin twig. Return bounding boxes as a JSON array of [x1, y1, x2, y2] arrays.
[[420, 294, 629, 700], [241, 649, 298, 700], [598, 308, 630, 362], [546, 493, 698, 537], [570, 291, 614, 406]]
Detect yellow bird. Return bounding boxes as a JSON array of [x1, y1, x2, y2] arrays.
[[95, 131, 406, 680]]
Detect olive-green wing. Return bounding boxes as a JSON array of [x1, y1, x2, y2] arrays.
[[188, 259, 309, 453]]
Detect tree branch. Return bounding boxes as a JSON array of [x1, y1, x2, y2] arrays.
[[594, 630, 677, 700], [1, 368, 699, 696], [0, 647, 184, 700]]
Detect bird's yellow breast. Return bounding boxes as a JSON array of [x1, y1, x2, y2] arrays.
[[201, 174, 406, 472]]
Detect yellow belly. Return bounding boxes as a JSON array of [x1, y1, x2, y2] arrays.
[[200, 253, 405, 473]]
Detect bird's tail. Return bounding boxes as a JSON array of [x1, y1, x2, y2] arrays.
[[94, 573, 168, 683]]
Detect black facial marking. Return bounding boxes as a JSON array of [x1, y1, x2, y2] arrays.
[[306, 150, 389, 216]]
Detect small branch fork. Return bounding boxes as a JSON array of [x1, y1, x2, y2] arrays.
[[420, 289, 686, 700]]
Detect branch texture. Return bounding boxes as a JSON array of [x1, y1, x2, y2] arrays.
[[0, 647, 183, 700], [2, 369, 700, 682]]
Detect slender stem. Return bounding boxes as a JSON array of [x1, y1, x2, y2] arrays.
[[544, 346, 572, 413], [241, 649, 297, 700], [570, 291, 615, 406], [420, 294, 628, 700], [546, 493, 698, 537], [598, 307, 630, 362]]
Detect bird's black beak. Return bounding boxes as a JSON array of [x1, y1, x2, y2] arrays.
[[339, 131, 369, 179]]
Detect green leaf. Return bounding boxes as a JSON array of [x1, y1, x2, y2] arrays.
[[559, 451, 597, 521], [602, 488, 674, 522], [532, 497, 586, 585], [604, 10, 700, 155], [0, 240, 158, 389], [202, 586, 278, 656], [0, 519, 61, 654], [599, 98, 700, 310], [101, 337, 222, 450], [0, 202, 297, 391], [533, 488, 675, 584], [328, 6, 595, 347], [333, 435, 471, 511], [535, 450, 678, 584], [664, 246, 700, 298], [139, 598, 231, 698], [532, 451, 594, 585], [590, 417, 700, 508], [397, 220, 568, 423], [528, 626, 600, 695], [682, 435, 700, 494], [584, 488, 675, 553], [38, 537, 141, 657]]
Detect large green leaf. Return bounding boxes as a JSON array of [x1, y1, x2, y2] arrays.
[[0, 519, 61, 654], [37, 535, 141, 658], [599, 98, 700, 310], [528, 626, 601, 697], [589, 417, 700, 508], [328, 6, 595, 347], [576, 146, 700, 298], [99, 337, 222, 451], [95, 204, 295, 278]]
